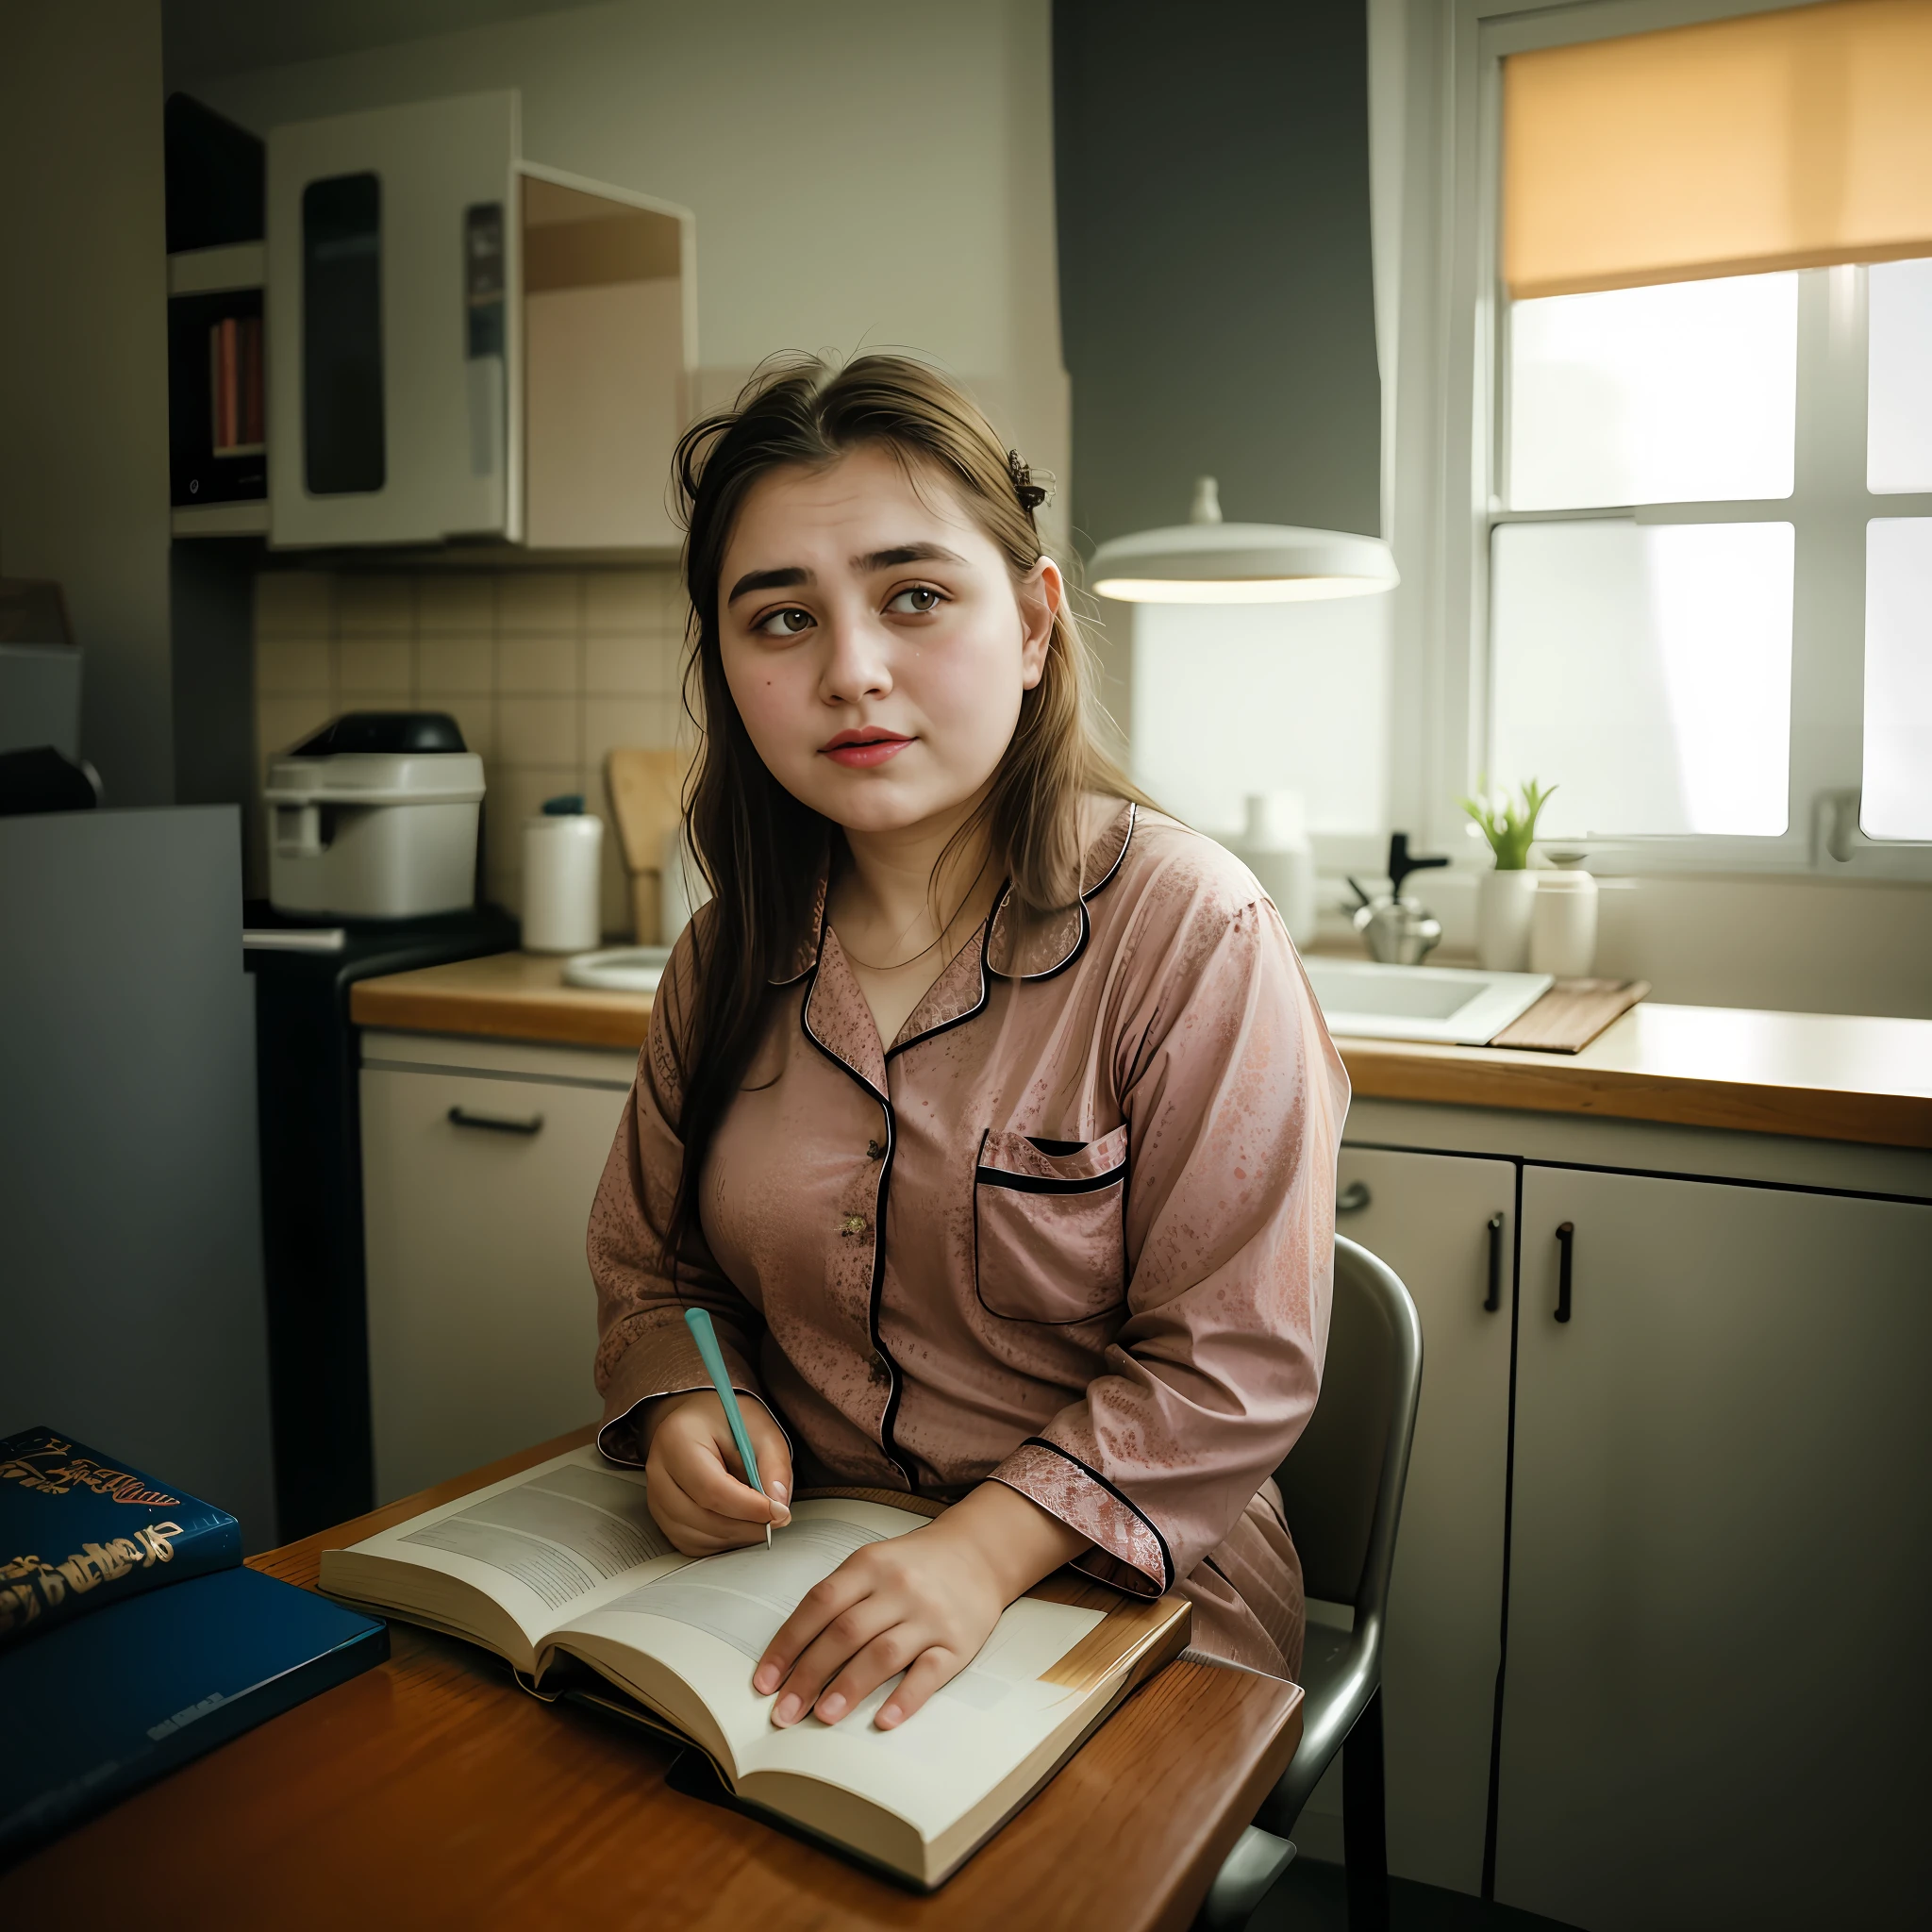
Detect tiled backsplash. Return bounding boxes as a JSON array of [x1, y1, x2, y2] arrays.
[[253, 565, 691, 932]]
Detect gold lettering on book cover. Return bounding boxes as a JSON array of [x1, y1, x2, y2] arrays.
[[0, 1437, 181, 1508], [0, 1523, 184, 1634]]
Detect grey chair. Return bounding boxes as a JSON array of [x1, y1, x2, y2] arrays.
[[1199, 1235, 1425, 1931]]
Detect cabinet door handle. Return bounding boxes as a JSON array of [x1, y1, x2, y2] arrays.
[[1555, 1221, 1574, 1323], [1485, 1213, 1504, 1312], [448, 1105, 543, 1137], [1337, 1179, 1372, 1215]]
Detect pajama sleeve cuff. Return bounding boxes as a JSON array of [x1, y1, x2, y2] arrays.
[[594, 1309, 775, 1467], [989, 1437, 1174, 1597]]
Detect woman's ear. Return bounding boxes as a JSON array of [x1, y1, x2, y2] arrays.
[[1016, 558, 1063, 691]]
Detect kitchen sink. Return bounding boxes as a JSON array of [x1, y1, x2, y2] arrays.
[[563, 945, 672, 993], [1301, 958, 1552, 1045]]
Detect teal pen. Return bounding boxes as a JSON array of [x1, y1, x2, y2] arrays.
[[683, 1307, 774, 1548]]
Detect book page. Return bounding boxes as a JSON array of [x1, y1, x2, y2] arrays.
[[326, 1448, 692, 1648], [556, 1498, 1107, 1833]]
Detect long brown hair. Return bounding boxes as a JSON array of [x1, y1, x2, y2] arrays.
[[662, 353, 1148, 1265]]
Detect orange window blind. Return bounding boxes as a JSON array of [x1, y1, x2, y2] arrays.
[[1503, 0, 1932, 299]]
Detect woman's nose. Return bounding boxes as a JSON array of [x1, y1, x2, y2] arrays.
[[818, 612, 893, 706]]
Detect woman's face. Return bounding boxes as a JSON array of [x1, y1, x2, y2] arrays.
[[716, 445, 1059, 839]]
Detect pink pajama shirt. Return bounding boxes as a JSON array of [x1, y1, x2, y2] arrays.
[[587, 804, 1349, 1679]]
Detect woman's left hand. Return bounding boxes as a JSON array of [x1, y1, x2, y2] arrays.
[[752, 1482, 1089, 1730]]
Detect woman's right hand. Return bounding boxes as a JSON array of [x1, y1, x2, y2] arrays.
[[643, 1390, 793, 1555]]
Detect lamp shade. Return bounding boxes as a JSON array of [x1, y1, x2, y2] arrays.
[[1088, 476, 1399, 604]]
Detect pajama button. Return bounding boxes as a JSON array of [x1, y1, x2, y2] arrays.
[[841, 1214, 868, 1235]]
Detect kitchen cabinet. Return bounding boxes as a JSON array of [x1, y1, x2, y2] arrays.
[[267, 92, 693, 551], [1495, 1167, 1932, 1930], [359, 1040, 632, 1502], [1332, 1148, 1515, 1894]]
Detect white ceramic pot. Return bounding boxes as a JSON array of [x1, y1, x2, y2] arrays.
[[1477, 868, 1538, 972]]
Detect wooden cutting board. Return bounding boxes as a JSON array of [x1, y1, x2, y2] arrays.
[[604, 747, 689, 944], [1490, 977, 1650, 1053]]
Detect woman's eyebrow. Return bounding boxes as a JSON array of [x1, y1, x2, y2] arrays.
[[854, 542, 968, 573], [727, 564, 813, 604]]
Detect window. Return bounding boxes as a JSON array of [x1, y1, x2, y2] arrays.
[[1471, 0, 1932, 872]]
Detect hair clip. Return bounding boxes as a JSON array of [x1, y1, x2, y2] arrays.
[[1007, 449, 1050, 513]]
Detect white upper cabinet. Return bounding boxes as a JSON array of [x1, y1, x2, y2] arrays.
[[266, 92, 693, 552]]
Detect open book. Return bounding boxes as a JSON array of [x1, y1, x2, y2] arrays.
[[318, 1445, 1189, 1888]]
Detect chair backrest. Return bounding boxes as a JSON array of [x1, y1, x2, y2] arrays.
[[1273, 1236, 1424, 1615]]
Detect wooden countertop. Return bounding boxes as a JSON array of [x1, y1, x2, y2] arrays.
[[351, 952, 1932, 1150]]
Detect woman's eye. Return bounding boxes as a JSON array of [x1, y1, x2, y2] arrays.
[[754, 607, 814, 639], [886, 585, 944, 615]]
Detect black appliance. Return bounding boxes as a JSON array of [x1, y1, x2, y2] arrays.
[[244, 901, 516, 1539]]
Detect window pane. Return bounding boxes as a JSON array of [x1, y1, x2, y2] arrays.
[[1506, 275, 1797, 510], [1868, 258, 1932, 494], [1491, 520, 1792, 836], [1862, 519, 1932, 840]]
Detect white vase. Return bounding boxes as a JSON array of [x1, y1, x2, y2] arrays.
[[1477, 868, 1538, 972]]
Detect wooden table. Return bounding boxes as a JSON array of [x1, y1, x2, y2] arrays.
[[8, 1431, 1303, 1931]]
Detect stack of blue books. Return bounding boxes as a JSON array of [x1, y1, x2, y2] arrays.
[[0, 1425, 387, 1864]]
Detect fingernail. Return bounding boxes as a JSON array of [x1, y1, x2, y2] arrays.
[[877, 1705, 902, 1729], [769, 1477, 789, 1503], [774, 1694, 801, 1725], [771, 1504, 791, 1526], [753, 1665, 777, 1694], [816, 1693, 846, 1723]]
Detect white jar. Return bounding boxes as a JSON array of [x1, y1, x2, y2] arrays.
[[1477, 868, 1539, 972], [522, 801, 604, 954], [1221, 791, 1316, 944], [1529, 866, 1598, 978]]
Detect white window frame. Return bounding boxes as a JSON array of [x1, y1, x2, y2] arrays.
[[1400, 0, 1932, 880]]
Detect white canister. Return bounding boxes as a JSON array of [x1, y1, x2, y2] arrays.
[[1529, 865, 1599, 978], [1476, 867, 1539, 972], [1221, 791, 1317, 945], [522, 798, 604, 954]]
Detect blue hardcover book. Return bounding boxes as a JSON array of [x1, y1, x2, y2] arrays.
[[0, 1565, 388, 1864], [1, 1425, 241, 1646]]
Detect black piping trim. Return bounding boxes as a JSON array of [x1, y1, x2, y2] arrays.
[[797, 959, 915, 1491], [882, 895, 997, 1063], [1016, 1435, 1173, 1592], [970, 1126, 1130, 1326], [985, 801, 1138, 986], [974, 1161, 1127, 1196]]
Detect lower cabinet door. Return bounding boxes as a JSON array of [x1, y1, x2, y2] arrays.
[[1321, 1145, 1515, 1894], [1498, 1166, 1932, 1930], [360, 1063, 630, 1502]]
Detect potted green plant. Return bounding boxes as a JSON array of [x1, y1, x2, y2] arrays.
[[1461, 777, 1555, 971]]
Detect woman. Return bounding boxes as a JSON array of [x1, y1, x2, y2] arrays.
[[589, 355, 1347, 1738]]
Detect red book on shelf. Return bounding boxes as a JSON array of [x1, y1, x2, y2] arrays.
[[210, 317, 236, 453], [240, 316, 263, 448]]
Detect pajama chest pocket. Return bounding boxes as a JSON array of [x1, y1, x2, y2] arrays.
[[973, 1124, 1129, 1324]]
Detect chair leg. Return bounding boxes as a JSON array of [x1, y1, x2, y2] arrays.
[[1341, 1687, 1390, 1932]]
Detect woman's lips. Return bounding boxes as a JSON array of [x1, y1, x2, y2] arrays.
[[821, 733, 912, 769]]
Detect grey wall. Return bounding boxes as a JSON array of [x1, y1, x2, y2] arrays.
[[1053, 0, 1381, 551], [0, 0, 175, 805], [0, 807, 275, 1545]]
